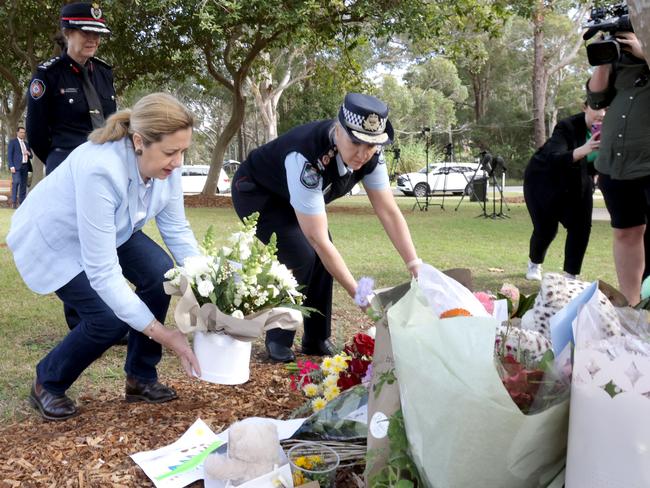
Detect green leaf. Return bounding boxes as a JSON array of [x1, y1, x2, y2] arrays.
[[395, 480, 415, 488]]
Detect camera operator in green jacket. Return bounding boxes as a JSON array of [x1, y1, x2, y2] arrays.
[[588, 32, 650, 305]]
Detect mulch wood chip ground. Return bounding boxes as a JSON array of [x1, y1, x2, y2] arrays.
[[0, 311, 370, 487]]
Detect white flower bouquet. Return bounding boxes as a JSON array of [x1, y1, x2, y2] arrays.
[[164, 212, 307, 340], [164, 213, 308, 383]]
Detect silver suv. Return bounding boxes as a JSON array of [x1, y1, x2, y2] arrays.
[[396, 162, 485, 197]]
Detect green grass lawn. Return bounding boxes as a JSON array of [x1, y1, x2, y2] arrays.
[[0, 197, 616, 421]]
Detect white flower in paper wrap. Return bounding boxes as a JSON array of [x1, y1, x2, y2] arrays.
[[268, 285, 279, 298], [270, 261, 300, 294], [197, 280, 214, 298], [231, 310, 244, 319], [164, 267, 181, 287], [183, 255, 214, 280]]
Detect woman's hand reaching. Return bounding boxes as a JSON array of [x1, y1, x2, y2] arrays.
[[144, 320, 201, 378]]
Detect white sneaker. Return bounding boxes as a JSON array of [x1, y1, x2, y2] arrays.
[[563, 272, 577, 280], [526, 261, 542, 281]]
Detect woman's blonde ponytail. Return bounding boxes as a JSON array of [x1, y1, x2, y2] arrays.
[[89, 110, 132, 144], [87, 93, 194, 146]]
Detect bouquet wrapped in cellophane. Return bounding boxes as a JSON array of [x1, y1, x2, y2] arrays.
[[163, 213, 307, 341], [386, 264, 569, 488], [566, 287, 650, 487]]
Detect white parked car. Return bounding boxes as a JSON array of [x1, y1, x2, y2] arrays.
[[396, 162, 485, 197], [181, 161, 240, 194]]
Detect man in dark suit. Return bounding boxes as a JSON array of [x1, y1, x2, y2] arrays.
[[523, 104, 606, 280], [8, 126, 32, 208]]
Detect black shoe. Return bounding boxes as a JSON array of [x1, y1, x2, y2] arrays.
[[125, 377, 177, 403], [301, 339, 335, 356], [29, 380, 78, 421], [265, 341, 295, 363]]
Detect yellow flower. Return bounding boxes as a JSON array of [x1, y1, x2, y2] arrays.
[[333, 354, 349, 371], [324, 384, 341, 401], [323, 374, 339, 388], [311, 397, 327, 413], [302, 383, 319, 398], [292, 470, 306, 485], [321, 357, 334, 374]]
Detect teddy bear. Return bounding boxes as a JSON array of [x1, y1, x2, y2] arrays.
[[204, 419, 284, 486]]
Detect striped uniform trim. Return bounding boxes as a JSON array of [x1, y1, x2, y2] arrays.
[[342, 106, 386, 134], [62, 16, 107, 23], [65, 19, 108, 28]]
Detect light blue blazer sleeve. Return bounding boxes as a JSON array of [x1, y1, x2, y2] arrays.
[[7, 138, 200, 332]]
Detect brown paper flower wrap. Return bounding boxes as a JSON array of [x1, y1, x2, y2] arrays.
[[164, 275, 301, 342]]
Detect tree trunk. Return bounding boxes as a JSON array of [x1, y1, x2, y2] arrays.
[[237, 126, 244, 162], [532, 1, 548, 148], [469, 62, 491, 124], [202, 87, 246, 195]]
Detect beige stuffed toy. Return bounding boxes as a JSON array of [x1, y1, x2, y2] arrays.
[[520, 273, 622, 339], [204, 420, 283, 486]]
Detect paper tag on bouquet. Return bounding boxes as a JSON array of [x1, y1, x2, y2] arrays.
[[565, 291, 650, 487]]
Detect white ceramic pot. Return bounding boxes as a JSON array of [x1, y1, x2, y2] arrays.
[[193, 331, 252, 385]]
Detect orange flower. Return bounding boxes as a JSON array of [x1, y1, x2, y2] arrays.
[[439, 308, 472, 318]]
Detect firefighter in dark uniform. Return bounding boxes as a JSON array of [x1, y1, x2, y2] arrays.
[[231, 93, 420, 362], [27, 2, 116, 175]]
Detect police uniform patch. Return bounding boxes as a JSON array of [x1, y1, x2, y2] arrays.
[[300, 162, 321, 189], [30, 79, 46, 100]]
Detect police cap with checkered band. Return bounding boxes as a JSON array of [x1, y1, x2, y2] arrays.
[[60, 2, 111, 35], [338, 93, 394, 145]]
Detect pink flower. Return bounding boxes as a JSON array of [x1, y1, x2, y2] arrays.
[[474, 291, 494, 314], [500, 283, 520, 313]]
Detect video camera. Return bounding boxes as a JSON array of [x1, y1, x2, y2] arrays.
[[479, 151, 507, 177], [583, 2, 634, 66]]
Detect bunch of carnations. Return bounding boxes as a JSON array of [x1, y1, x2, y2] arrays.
[[289, 333, 375, 413]]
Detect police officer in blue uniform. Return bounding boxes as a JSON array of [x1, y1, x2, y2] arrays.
[[27, 2, 116, 175], [232, 93, 421, 362]]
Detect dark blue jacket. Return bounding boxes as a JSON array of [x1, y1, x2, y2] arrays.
[[245, 120, 380, 204], [8, 138, 31, 171], [26, 52, 117, 163]]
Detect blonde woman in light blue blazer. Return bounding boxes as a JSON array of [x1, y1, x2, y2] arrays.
[[8, 93, 202, 421]]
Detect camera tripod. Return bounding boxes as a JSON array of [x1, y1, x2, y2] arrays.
[[412, 134, 451, 212], [454, 159, 488, 215], [485, 154, 510, 219]]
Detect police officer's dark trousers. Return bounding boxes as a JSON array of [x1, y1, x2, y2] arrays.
[[45, 148, 72, 176], [232, 175, 331, 349], [524, 180, 593, 276], [36, 231, 172, 395]]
